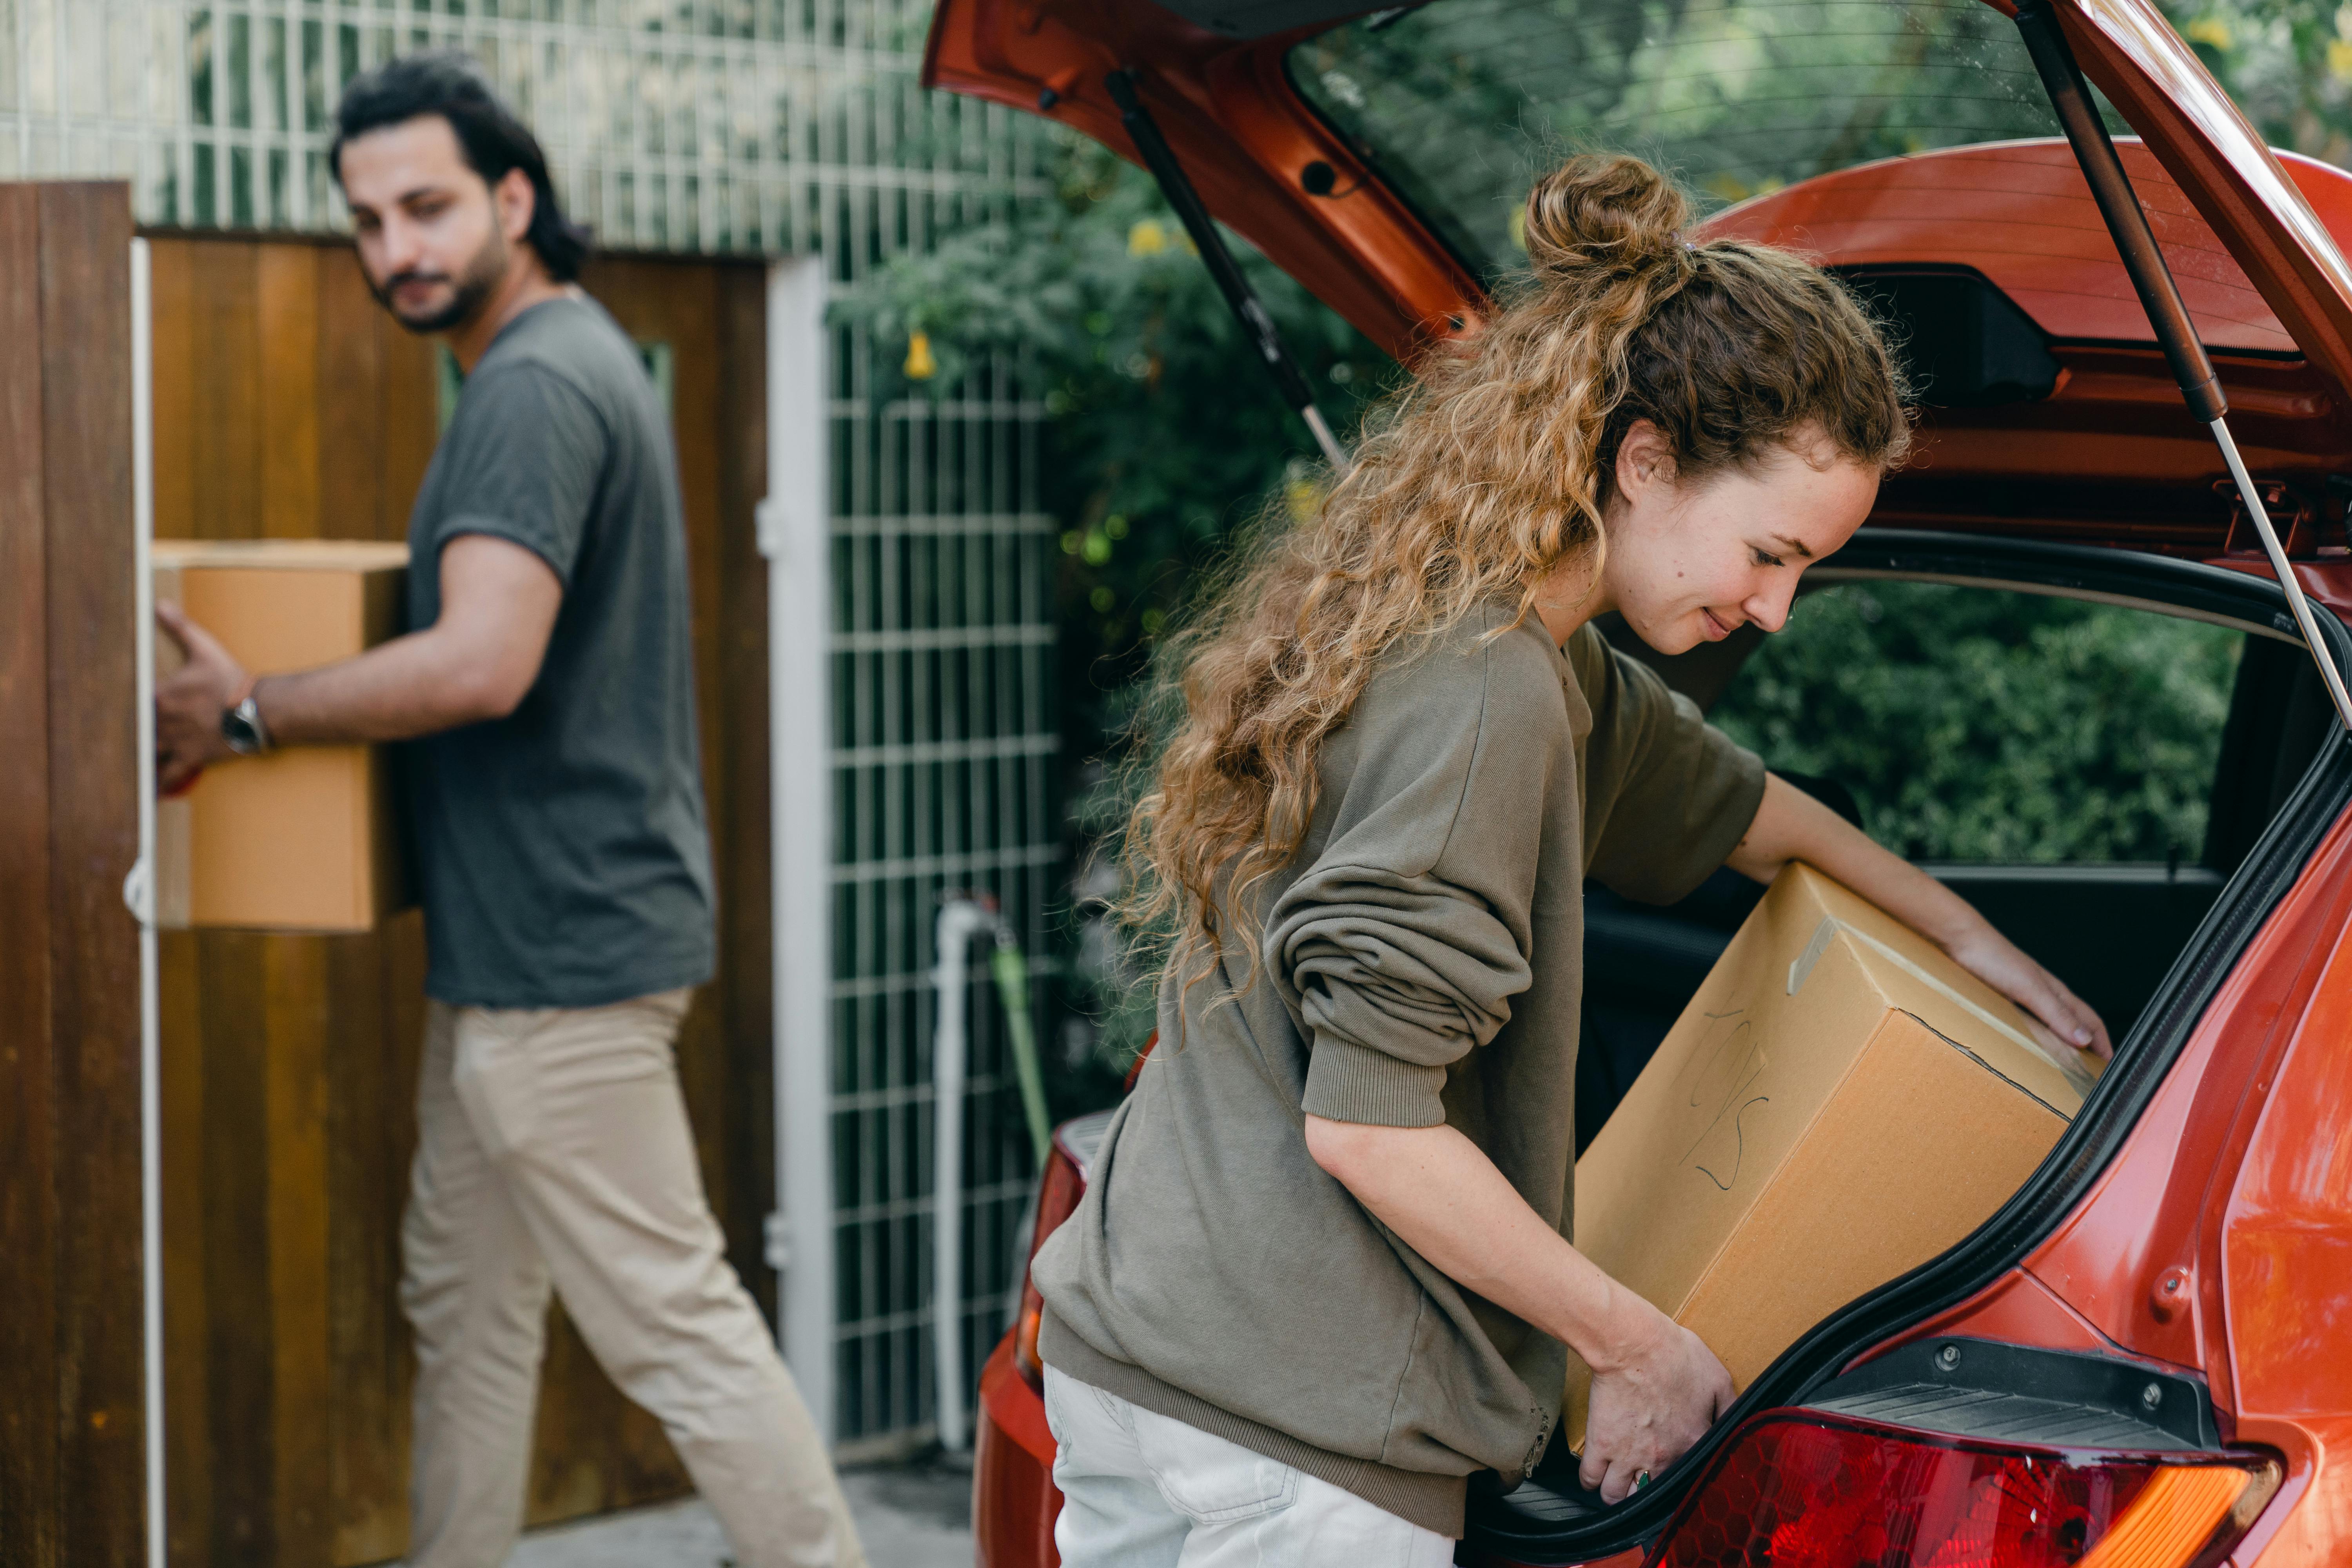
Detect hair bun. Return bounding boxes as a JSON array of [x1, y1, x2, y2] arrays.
[[1521, 153, 1692, 278]]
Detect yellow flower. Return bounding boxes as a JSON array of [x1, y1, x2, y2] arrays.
[[904, 330, 936, 381], [2185, 15, 2233, 50], [2330, 37, 2352, 79], [1128, 219, 1169, 256]]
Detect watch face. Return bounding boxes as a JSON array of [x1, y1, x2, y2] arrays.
[[221, 704, 263, 756]]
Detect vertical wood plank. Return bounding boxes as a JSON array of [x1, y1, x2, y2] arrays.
[[257, 248, 321, 541], [158, 931, 213, 1568], [38, 179, 145, 1568], [264, 938, 332, 1561], [314, 247, 388, 542], [325, 922, 406, 1566], [149, 240, 197, 540], [188, 241, 262, 540], [197, 930, 275, 1563], [0, 180, 60, 1568]]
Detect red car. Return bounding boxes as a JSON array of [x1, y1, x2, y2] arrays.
[[926, 0, 2352, 1563]]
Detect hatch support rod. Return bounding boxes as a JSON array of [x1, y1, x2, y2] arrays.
[[1103, 68, 1351, 472], [2015, 0, 2352, 733]]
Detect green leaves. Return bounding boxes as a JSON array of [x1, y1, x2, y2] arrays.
[[1710, 583, 2243, 863], [831, 126, 1390, 742]]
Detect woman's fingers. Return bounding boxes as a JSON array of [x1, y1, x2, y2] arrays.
[[2013, 965, 2111, 1060], [1950, 927, 2112, 1059]]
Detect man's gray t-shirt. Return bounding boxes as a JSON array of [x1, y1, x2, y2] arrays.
[[402, 295, 715, 1009]]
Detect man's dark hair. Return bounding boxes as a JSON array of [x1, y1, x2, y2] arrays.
[[330, 52, 591, 283]]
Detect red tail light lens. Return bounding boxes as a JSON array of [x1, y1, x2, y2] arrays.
[[1011, 1140, 1086, 1389], [1651, 1413, 2278, 1568]]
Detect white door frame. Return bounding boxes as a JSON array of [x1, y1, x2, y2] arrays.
[[760, 254, 837, 1445]]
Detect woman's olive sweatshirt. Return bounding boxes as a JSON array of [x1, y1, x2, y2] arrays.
[[1034, 609, 1767, 1537]]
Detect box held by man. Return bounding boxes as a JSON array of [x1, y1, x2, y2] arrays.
[[153, 538, 411, 931]]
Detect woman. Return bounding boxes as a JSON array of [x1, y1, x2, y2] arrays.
[[1033, 154, 2109, 1565]]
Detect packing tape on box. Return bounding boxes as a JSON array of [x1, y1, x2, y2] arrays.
[[1789, 916, 2100, 1100]]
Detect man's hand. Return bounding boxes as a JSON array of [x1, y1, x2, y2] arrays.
[[155, 601, 249, 794], [1578, 1301, 1733, 1503], [154, 534, 563, 762]]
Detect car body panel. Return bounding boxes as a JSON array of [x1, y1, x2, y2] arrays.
[[926, 0, 2352, 439], [975, 1338, 1059, 1566]]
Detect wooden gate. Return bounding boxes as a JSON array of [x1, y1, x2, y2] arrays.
[[145, 232, 774, 1566], [0, 179, 147, 1568]]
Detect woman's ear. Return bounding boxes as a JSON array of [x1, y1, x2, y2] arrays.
[[1613, 420, 1677, 507]]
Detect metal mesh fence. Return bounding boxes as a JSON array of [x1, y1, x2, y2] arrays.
[[0, 0, 1055, 1450]]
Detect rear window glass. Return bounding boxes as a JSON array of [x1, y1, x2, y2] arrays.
[[1291, 0, 2091, 283], [1707, 581, 2244, 863]]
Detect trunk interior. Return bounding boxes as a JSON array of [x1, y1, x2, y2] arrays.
[[1483, 528, 2349, 1557]]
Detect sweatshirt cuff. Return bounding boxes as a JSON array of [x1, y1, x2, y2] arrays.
[[1302, 1036, 1448, 1127]]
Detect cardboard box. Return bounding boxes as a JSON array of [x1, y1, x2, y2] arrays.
[[154, 539, 412, 931], [1565, 862, 2101, 1444]]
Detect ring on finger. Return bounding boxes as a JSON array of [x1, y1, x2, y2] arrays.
[[1632, 1470, 1651, 1491]]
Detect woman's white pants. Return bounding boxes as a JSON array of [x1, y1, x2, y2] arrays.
[[1044, 1366, 1456, 1567]]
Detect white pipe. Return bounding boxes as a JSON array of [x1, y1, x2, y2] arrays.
[[2209, 417, 2352, 734], [127, 236, 167, 1568], [931, 899, 1000, 1454], [761, 255, 837, 1445]]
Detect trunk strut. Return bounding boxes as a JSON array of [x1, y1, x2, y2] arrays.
[[1103, 69, 1351, 472], [2016, 0, 2352, 733]]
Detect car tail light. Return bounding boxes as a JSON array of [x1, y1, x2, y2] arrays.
[[1011, 1136, 1086, 1389], [1649, 1412, 2279, 1568]]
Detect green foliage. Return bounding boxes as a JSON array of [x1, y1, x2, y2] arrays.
[[1295, 0, 2079, 279], [1709, 583, 2243, 862], [2159, 0, 2352, 165], [829, 127, 1390, 743]]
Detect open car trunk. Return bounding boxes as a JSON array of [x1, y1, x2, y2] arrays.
[[924, 0, 2352, 1557]]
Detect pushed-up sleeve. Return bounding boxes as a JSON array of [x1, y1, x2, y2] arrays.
[[1266, 626, 1565, 1129], [425, 363, 609, 588], [1573, 628, 1767, 906]]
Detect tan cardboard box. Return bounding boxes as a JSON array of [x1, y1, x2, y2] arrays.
[[154, 539, 412, 932], [1564, 861, 2102, 1445]]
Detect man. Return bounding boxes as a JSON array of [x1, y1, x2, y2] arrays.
[[154, 53, 864, 1568]]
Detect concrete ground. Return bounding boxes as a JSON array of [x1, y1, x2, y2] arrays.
[[503, 1461, 973, 1568]]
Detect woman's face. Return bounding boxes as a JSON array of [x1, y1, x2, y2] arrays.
[[1599, 422, 1881, 655]]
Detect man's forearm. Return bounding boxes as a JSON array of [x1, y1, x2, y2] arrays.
[[1303, 1115, 1652, 1372], [256, 626, 519, 744]]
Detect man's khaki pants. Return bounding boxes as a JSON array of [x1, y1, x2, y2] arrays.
[[401, 988, 864, 1568]]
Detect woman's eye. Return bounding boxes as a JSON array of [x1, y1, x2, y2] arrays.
[[1752, 548, 1785, 568]]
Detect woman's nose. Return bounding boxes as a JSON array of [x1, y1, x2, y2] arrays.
[[1744, 581, 1797, 634]]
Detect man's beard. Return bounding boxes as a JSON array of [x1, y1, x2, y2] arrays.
[[369, 229, 508, 335]]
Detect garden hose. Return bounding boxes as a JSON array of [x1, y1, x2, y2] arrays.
[[991, 933, 1053, 1172]]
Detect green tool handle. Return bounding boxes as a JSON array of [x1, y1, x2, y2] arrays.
[[991, 941, 1053, 1172]]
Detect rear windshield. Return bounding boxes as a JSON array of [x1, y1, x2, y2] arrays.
[[1292, 0, 2087, 283]]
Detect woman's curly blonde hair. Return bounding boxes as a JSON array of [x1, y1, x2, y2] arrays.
[[1121, 153, 1911, 998]]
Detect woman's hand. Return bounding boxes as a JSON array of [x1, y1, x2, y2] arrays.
[[1305, 1116, 1736, 1500], [1730, 774, 2113, 1059], [1579, 1296, 1733, 1503], [1944, 922, 2112, 1060]]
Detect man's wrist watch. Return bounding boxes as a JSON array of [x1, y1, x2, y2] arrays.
[[221, 690, 274, 757]]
